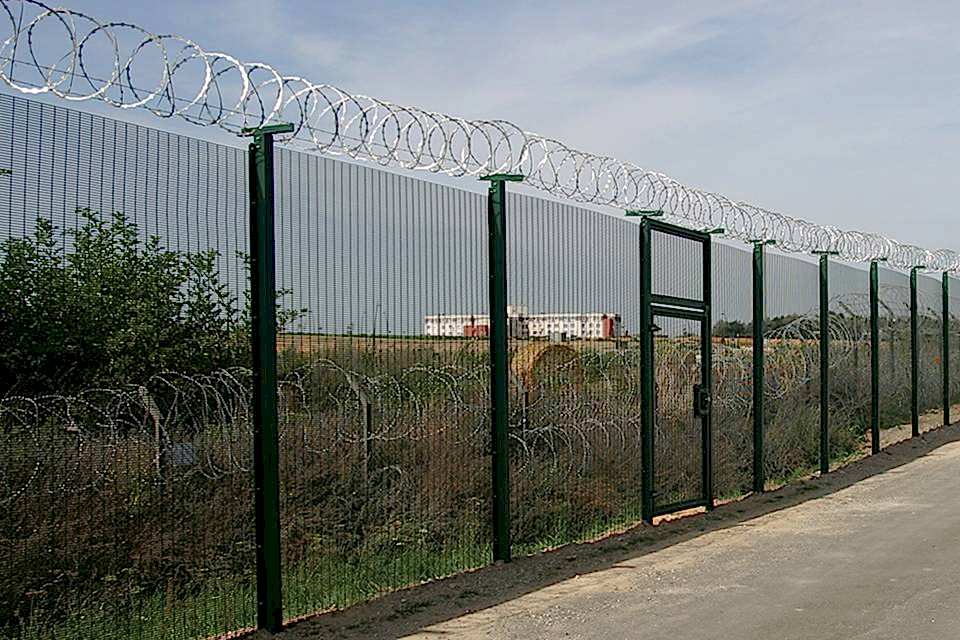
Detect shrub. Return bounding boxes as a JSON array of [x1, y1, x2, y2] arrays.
[[0, 209, 299, 396]]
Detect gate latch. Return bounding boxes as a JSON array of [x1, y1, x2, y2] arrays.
[[693, 384, 712, 417]]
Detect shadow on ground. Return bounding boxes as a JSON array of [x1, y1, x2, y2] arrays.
[[259, 421, 960, 640]]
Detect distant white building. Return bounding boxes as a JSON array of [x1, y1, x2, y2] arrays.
[[424, 305, 623, 339]]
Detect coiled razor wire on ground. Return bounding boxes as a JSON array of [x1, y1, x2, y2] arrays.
[[0, 369, 258, 506], [0, 291, 899, 507], [0, 0, 955, 272]]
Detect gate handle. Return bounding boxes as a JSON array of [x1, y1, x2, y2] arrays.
[[693, 384, 712, 417]]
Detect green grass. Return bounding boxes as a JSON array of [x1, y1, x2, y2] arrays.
[[17, 542, 492, 640], [17, 506, 648, 640], [18, 580, 256, 640], [513, 502, 645, 557]]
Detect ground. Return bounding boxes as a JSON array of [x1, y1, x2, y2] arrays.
[[270, 414, 960, 640]]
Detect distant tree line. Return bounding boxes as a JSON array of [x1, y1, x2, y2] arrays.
[[713, 314, 805, 337]]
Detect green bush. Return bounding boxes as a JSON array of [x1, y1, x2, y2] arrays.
[[0, 209, 296, 395]]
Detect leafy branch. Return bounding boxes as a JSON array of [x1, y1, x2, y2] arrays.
[[0, 208, 301, 395]]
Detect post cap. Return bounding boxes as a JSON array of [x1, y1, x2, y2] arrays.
[[241, 122, 295, 137], [479, 173, 524, 182]]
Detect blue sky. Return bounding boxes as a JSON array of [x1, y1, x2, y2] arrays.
[[12, 0, 960, 252]]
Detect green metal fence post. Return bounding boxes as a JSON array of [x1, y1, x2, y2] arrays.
[[703, 234, 714, 510], [870, 261, 880, 454], [943, 272, 950, 426], [640, 219, 655, 523], [911, 267, 921, 438], [243, 122, 292, 634], [751, 241, 767, 492], [480, 173, 521, 563], [817, 253, 830, 474]]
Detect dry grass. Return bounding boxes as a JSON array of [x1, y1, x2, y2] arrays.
[[2, 333, 948, 639]]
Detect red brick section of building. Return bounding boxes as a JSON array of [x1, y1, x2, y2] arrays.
[[464, 323, 490, 337], [601, 315, 615, 338]]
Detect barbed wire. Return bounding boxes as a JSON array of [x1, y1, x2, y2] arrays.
[[0, 0, 955, 272]]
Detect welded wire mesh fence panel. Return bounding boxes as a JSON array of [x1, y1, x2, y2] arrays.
[[877, 267, 912, 428], [4, 81, 960, 639], [951, 278, 960, 407], [651, 229, 704, 301], [651, 315, 703, 509], [272, 152, 491, 617], [711, 242, 752, 498], [763, 250, 820, 484], [827, 263, 871, 464], [506, 197, 641, 554], [0, 94, 255, 639], [917, 273, 943, 423]]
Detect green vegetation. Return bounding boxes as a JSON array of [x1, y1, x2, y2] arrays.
[[0, 210, 247, 395], [0, 210, 301, 396], [713, 314, 805, 337], [17, 544, 492, 640]]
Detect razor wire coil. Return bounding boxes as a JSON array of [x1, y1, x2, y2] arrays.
[[0, 0, 955, 271], [1, 286, 902, 506]]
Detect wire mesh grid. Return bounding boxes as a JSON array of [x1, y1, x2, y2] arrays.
[[710, 242, 752, 498], [506, 196, 642, 554], [916, 272, 944, 425], [0, 93, 255, 639], [650, 315, 704, 510], [827, 262, 871, 466], [650, 228, 704, 301], [877, 266, 913, 427], [762, 250, 820, 484], [272, 151, 491, 617], [950, 277, 960, 407]]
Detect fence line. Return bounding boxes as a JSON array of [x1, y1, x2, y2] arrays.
[[1, 90, 957, 639]]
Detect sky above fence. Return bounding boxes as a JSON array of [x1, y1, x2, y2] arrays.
[[43, 0, 960, 254]]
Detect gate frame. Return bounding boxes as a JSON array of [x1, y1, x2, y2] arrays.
[[640, 218, 714, 522]]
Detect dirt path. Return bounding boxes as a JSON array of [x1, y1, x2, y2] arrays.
[[871, 405, 955, 450], [267, 419, 960, 640]]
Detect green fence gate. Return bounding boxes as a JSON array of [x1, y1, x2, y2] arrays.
[[640, 218, 714, 520]]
